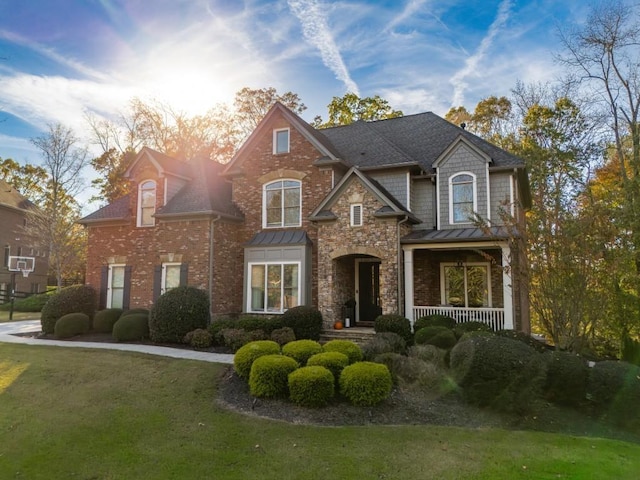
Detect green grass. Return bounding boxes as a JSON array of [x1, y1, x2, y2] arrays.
[[1, 344, 639, 479], [0, 311, 41, 322]]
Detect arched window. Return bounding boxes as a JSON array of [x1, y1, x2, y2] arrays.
[[263, 180, 301, 228], [449, 173, 476, 224], [138, 180, 156, 227]]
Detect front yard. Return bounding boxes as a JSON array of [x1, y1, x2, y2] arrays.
[[1, 344, 639, 479]]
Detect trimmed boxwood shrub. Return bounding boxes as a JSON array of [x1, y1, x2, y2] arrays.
[[414, 326, 457, 349], [374, 314, 413, 345], [281, 306, 323, 340], [362, 332, 407, 360], [586, 361, 640, 429], [238, 315, 283, 335], [454, 321, 493, 338], [339, 361, 393, 406], [289, 366, 335, 407], [271, 327, 296, 346], [234, 340, 281, 379], [495, 329, 548, 353], [41, 285, 98, 334], [307, 351, 349, 384], [373, 352, 421, 384], [543, 351, 588, 407], [450, 335, 541, 408], [220, 328, 250, 352], [282, 339, 323, 365], [414, 314, 456, 331], [93, 308, 124, 334], [322, 339, 363, 364], [208, 318, 238, 345], [120, 308, 150, 318], [112, 313, 149, 342], [54, 313, 90, 339], [249, 354, 299, 398], [149, 286, 209, 343], [408, 344, 448, 368], [183, 328, 213, 349]]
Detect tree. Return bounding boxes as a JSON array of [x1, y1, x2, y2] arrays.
[[30, 123, 88, 290], [445, 96, 514, 147], [312, 93, 403, 128], [233, 87, 306, 137], [0, 157, 48, 204]]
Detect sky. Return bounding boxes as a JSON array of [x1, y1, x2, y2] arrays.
[[0, 0, 590, 199]]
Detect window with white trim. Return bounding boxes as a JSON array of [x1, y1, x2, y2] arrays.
[[138, 180, 156, 227], [273, 128, 290, 154], [264, 180, 301, 228], [440, 262, 491, 307], [161, 263, 181, 294], [350, 204, 363, 227], [249, 262, 300, 313], [107, 264, 126, 309], [449, 173, 476, 224]]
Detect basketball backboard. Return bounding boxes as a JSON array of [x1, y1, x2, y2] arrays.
[[8, 256, 35, 277]]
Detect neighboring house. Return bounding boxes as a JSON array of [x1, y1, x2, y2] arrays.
[[0, 179, 49, 296], [80, 103, 531, 332]]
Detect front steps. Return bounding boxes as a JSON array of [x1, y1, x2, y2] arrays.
[[319, 327, 376, 346]]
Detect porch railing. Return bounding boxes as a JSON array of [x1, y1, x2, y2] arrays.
[[412, 306, 506, 331]]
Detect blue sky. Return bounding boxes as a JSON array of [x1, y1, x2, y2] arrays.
[[0, 0, 589, 173]]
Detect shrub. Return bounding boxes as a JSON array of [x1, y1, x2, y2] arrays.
[[362, 332, 407, 360], [183, 328, 213, 349], [454, 321, 493, 338], [307, 351, 349, 384], [414, 314, 457, 331], [449, 335, 542, 410], [322, 340, 363, 364], [93, 308, 124, 334], [281, 306, 323, 340], [414, 326, 457, 349], [339, 362, 393, 407], [112, 313, 149, 342], [543, 351, 588, 407], [208, 318, 237, 345], [234, 340, 281, 379], [495, 329, 548, 353], [54, 313, 90, 339], [408, 344, 448, 368], [374, 352, 421, 384], [458, 330, 495, 343], [149, 286, 209, 343], [621, 336, 640, 366], [289, 366, 335, 407], [41, 285, 98, 334], [270, 327, 296, 346], [249, 354, 298, 398], [374, 314, 413, 345], [238, 315, 283, 335], [282, 339, 323, 365], [0, 292, 50, 312], [587, 361, 640, 428], [120, 308, 150, 318], [220, 328, 250, 352]]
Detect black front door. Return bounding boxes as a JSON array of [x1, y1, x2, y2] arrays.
[[358, 261, 382, 323]]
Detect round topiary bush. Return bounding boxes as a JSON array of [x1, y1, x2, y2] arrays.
[[339, 361, 393, 406], [120, 308, 150, 319], [270, 326, 296, 346], [93, 308, 124, 334], [495, 329, 548, 353], [234, 340, 281, 379], [183, 328, 213, 349], [249, 354, 299, 398], [543, 351, 588, 407], [322, 339, 363, 364], [307, 351, 349, 384], [453, 321, 493, 338], [238, 316, 283, 335], [40, 284, 98, 334], [288, 366, 335, 407], [362, 332, 407, 360], [282, 339, 323, 365], [149, 286, 209, 343], [374, 314, 413, 345], [112, 313, 149, 342], [415, 326, 458, 349], [281, 306, 323, 340], [414, 314, 457, 331], [54, 313, 90, 339]]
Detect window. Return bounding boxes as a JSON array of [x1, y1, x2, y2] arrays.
[[441, 263, 491, 307], [249, 262, 299, 313], [107, 264, 126, 309], [161, 263, 181, 294], [138, 180, 156, 227], [264, 180, 301, 228], [350, 204, 363, 227], [273, 128, 290, 154], [449, 173, 476, 223]]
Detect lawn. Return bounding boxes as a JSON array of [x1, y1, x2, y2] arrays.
[[0, 311, 40, 322], [1, 344, 639, 479]]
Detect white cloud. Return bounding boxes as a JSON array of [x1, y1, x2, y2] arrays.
[[287, 0, 359, 95]]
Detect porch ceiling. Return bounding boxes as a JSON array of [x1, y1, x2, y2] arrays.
[[401, 226, 513, 244]]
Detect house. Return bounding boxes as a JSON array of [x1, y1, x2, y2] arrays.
[[79, 103, 531, 332], [0, 179, 49, 297]]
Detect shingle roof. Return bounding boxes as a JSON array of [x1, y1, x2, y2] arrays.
[[0, 180, 36, 211], [78, 194, 131, 224]]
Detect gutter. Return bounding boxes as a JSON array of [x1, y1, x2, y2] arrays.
[[397, 215, 409, 317]]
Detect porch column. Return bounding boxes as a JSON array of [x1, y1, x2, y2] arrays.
[[403, 247, 414, 326], [501, 245, 514, 330]]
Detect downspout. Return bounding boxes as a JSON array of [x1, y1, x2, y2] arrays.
[[209, 215, 221, 323], [397, 215, 409, 317]]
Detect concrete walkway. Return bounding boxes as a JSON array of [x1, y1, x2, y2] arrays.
[[0, 319, 234, 364]]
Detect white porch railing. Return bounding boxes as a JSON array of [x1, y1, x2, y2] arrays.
[[412, 306, 506, 331]]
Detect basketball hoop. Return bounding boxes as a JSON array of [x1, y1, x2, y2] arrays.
[[8, 256, 35, 278]]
